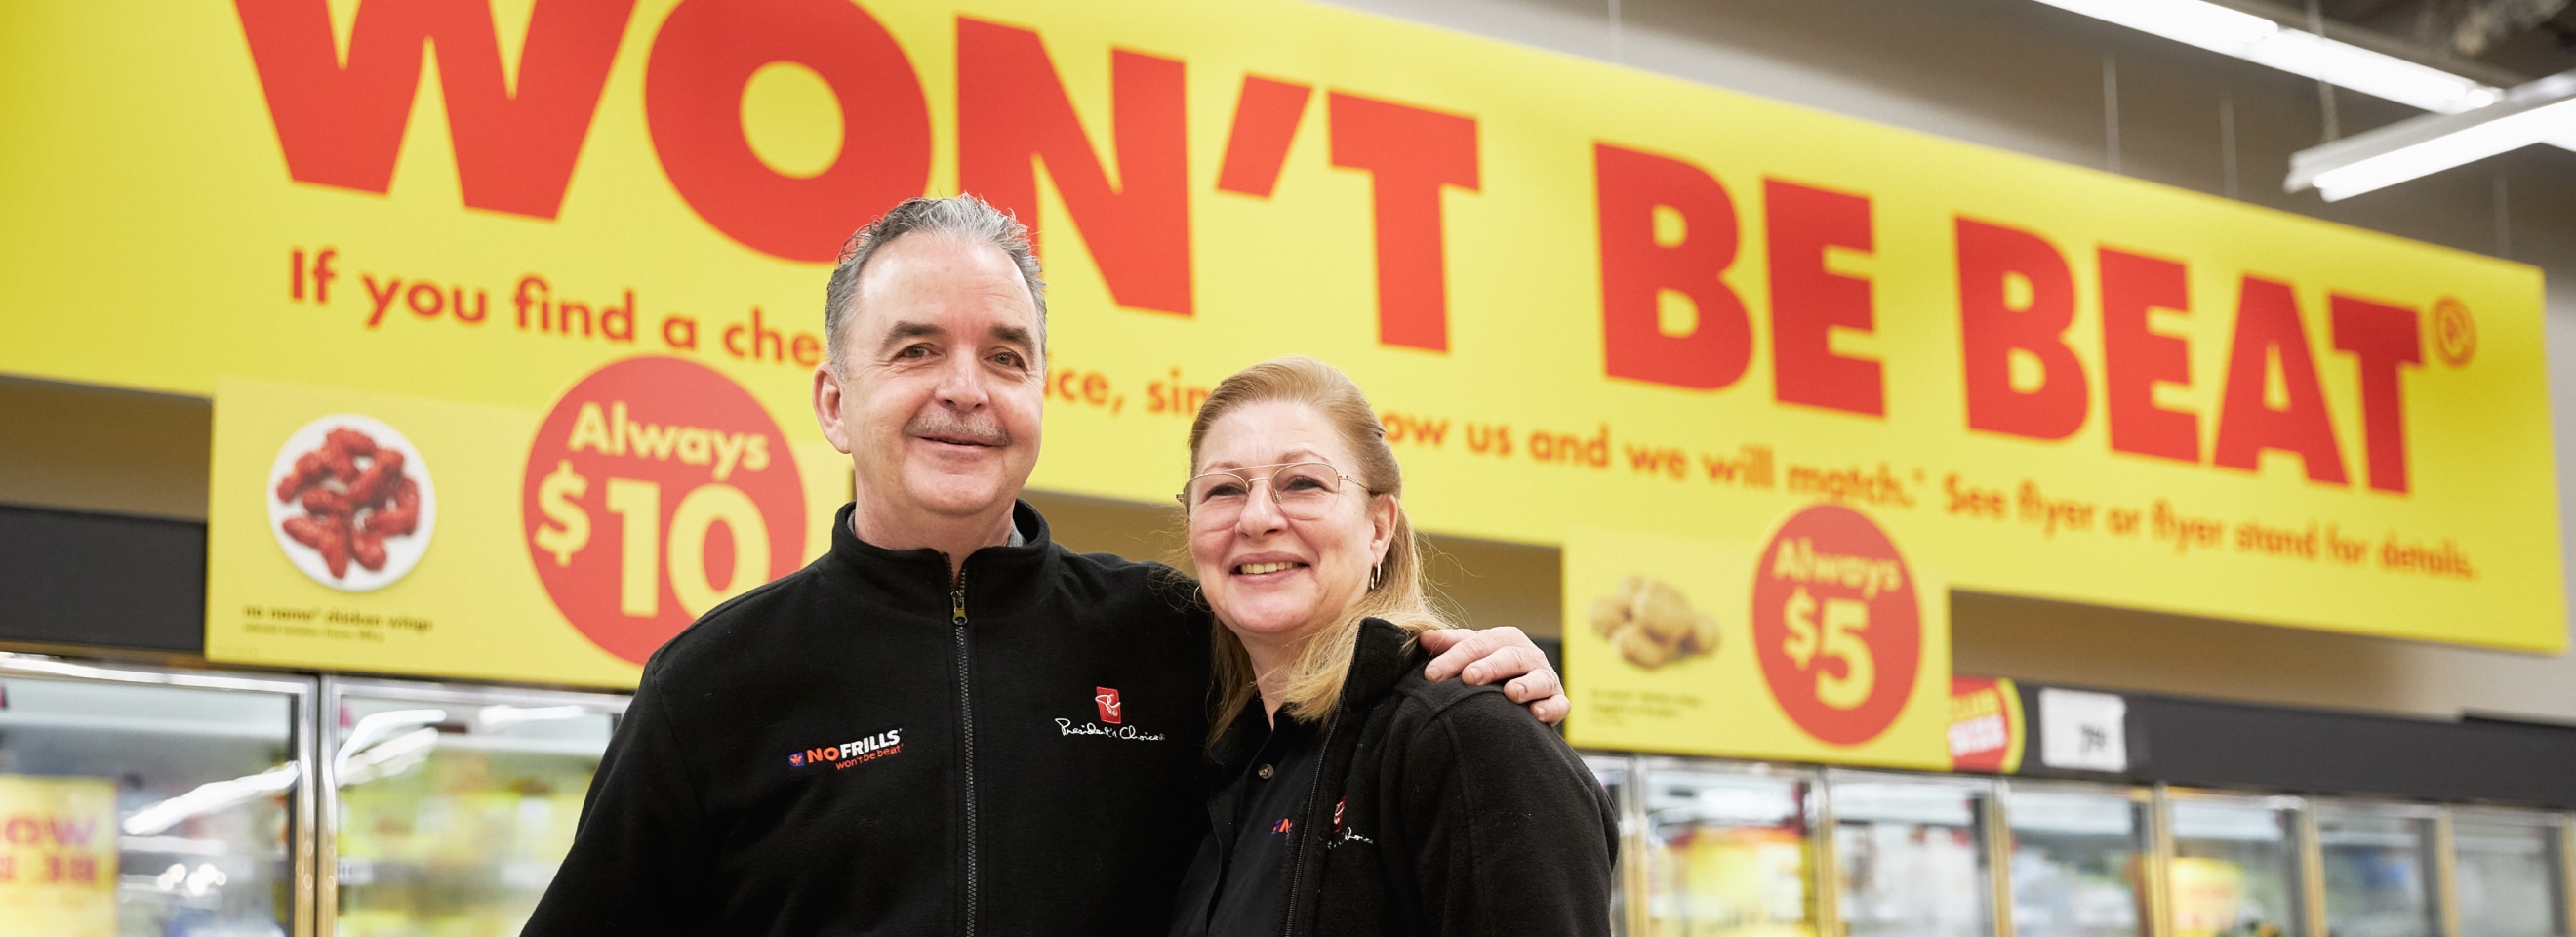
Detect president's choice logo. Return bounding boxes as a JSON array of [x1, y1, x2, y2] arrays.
[[1058, 686, 1165, 741], [787, 727, 904, 770], [1326, 796, 1374, 849]]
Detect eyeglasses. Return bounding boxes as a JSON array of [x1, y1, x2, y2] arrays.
[[1177, 462, 1360, 525]]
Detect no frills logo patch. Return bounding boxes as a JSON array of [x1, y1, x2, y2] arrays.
[[521, 356, 805, 664], [1749, 504, 1921, 747]]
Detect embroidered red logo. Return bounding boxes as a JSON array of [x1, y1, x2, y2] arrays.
[[1095, 686, 1123, 724], [1271, 817, 1295, 834]]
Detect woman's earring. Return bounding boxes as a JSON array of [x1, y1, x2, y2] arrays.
[[1369, 562, 1383, 591]]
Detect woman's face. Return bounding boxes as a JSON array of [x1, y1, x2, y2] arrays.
[[1187, 400, 1396, 656]]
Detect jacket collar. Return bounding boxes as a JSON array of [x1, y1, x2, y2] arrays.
[[824, 499, 1060, 617], [1343, 617, 1422, 707], [1206, 617, 1422, 770]]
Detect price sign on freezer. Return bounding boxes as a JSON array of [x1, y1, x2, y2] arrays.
[[523, 357, 805, 664], [1751, 504, 1921, 746]]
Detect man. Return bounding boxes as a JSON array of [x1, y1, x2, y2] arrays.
[[523, 196, 1565, 935]]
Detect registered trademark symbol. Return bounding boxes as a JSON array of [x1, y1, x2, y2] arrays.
[[2432, 297, 2475, 367]]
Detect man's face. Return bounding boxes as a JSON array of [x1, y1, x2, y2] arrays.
[[814, 233, 1044, 531]]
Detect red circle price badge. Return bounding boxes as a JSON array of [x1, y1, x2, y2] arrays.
[[1749, 504, 1921, 747], [522, 357, 806, 664]]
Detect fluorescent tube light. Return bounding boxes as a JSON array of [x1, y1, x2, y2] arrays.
[[121, 763, 302, 836], [476, 703, 589, 728], [2313, 102, 2576, 198], [2289, 71, 2576, 200], [2248, 28, 2503, 112], [333, 707, 447, 780], [2031, 0, 2503, 113]]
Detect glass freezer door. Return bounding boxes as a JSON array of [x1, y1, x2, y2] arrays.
[[1638, 759, 1822, 937], [322, 678, 624, 937], [0, 655, 314, 937], [2449, 809, 2569, 937], [2313, 800, 2440, 937], [1828, 771, 1995, 937], [2002, 782, 2149, 937], [2165, 793, 2308, 937]]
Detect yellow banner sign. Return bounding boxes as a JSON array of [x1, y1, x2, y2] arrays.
[[1564, 507, 1953, 767], [0, 775, 117, 937], [0, 0, 2557, 670], [207, 372, 843, 685]]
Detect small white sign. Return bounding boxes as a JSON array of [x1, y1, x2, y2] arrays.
[[2038, 688, 2129, 773]]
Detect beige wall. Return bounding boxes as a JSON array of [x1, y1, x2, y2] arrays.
[[0, 376, 210, 521]]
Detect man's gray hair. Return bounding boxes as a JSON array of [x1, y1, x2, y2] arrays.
[[823, 194, 1047, 375]]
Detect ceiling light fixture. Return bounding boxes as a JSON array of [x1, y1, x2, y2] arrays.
[[2031, 0, 2506, 113], [2290, 70, 2576, 199]]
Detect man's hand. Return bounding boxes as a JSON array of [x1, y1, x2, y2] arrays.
[[1419, 627, 1569, 724]]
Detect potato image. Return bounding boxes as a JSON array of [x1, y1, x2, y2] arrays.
[[1689, 613, 1722, 655], [1630, 578, 1697, 644], [1592, 575, 1720, 669], [1609, 624, 1674, 669]]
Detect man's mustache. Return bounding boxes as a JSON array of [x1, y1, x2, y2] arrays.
[[906, 412, 1010, 447]]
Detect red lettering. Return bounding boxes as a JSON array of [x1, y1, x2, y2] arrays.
[[1763, 179, 1881, 416], [1215, 76, 1311, 198], [1594, 144, 1751, 390], [724, 307, 788, 361], [958, 20, 1189, 314], [646, 0, 931, 263], [2331, 294, 2423, 494], [233, 0, 635, 218], [2214, 278, 2348, 484], [1957, 218, 2085, 439], [2099, 248, 2198, 463], [1328, 92, 1480, 351], [46, 816, 93, 848]]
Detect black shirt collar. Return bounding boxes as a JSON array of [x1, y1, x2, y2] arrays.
[[1206, 618, 1422, 767], [823, 499, 1060, 616], [1343, 618, 1420, 706]]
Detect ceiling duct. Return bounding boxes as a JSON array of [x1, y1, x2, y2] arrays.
[[2409, 0, 2570, 57]]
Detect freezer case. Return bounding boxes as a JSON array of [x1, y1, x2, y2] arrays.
[[2001, 782, 2150, 937], [1637, 758, 1824, 937], [2312, 800, 2441, 937], [1828, 770, 1996, 937], [0, 654, 315, 937], [320, 677, 624, 937], [2447, 808, 2570, 937], [2163, 791, 2310, 937]]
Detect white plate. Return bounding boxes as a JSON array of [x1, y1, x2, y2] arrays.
[[263, 414, 438, 592]]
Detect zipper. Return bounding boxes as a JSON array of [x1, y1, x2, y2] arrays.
[[1276, 698, 1346, 936], [951, 569, 979, 937]]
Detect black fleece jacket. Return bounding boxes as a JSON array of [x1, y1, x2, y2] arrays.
[[522, 501, 1213, 936], [1177, 619, 1619, 936]]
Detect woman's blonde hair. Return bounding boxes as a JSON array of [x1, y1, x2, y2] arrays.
[[1185, 356, 1453, 742]]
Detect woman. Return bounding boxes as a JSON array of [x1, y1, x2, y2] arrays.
[[1168, 356, 1617, 937]]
